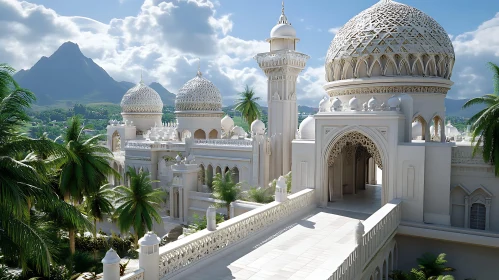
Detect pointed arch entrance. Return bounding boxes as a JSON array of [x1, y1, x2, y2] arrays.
[[324, 130, 386, 213]]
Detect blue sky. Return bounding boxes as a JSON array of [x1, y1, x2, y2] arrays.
[[1, 0, 499, 106]]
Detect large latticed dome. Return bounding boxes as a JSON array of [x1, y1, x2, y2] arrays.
[[175, 71, 223, 112], [120, 81, 163, 113], [325, 0, 455, 82]]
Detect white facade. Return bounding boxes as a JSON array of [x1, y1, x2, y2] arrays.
[[107, 1, 499, 278]]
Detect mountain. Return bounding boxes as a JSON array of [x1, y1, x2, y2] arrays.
[[13, 41, 175, 106], [445, 98, 484, 118], [149, 82, 176, 106]]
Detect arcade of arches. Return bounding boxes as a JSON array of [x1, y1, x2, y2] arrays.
[[198, 164, 240, 188], [326, 132, 383, 212]]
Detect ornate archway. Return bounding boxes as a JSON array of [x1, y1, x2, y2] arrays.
[[324, 130, 386, 211]]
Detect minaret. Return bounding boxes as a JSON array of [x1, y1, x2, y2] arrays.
[[255, 2, 309, 180]]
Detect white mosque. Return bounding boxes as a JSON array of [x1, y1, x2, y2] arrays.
[[104, 1, 499, 279]]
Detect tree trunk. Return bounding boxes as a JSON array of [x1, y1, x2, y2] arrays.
[[93, 219, 97, 260], [134, 233, 139, 249], [65, 192, 76, 255], [69, 229, 75, 254], [227, 205, 231, 219]]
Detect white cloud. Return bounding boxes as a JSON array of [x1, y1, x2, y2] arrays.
[[328, 27, 341, 35], [2, 0, 496, 107], [449, 12, 499, 99]]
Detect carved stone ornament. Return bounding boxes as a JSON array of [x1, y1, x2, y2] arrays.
[[328, 131, 383, 169], [120, 81, 164, 113], [327, 86, 450, 97], [325, 0, 455, 82], [175, 71, 223, 112]]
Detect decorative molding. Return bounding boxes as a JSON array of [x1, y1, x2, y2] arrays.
[[375, 127, 388, 141], [122, 113, 163, 119], [194, 139, 253, 147], [327, 86, 450, 97], [175, 112, 224, 118], [451, 148, 490, 165]]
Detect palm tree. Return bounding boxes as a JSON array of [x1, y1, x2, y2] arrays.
[[416, 253, 455, 278], [463, 62, 499, 175], [212, 172, 242, 219], [234, 85, 262, 128], [59, 116, 118, 254], [0, 63, 89, 276], [113, 167, 164, 246], [83, 183, 114, 240]]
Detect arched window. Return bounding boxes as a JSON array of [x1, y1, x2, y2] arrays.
[[199, 164, 205, 185], [194, 129, 206, 139], [470, 203, 486, 230], [216, 166, 222, 175], [209, 129, 218, 139], [232, 167, 239, 183]]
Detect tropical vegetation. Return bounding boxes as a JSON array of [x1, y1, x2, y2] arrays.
[[390, 253, 455, 280], [245, 187, 274, 203], [113, 167, 165, 246], [463, 62, 499, 176], [212, 171, 243, 219], [234, 85, 262, 128], [0, 63, 165, 279]]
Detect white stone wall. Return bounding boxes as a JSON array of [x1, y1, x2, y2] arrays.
[[291, 140, 315, 193]]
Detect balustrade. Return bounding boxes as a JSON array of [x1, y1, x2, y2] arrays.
[[328, 199, 402, 280], [157, 188, 315, 278], [194, 139, 253, 147]]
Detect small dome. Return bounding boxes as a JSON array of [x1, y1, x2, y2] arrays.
[[175, 71, 222, 112], [387, 95, 401, 109], [349, 96, 359, 110], [412, 121, 422, 139], [299, 115, 315, 140], [221, 115, 234, 131], [121, 81, 163, 113], [368, 97, 378, 110], [270, 24, 296, 38], [232, 126, 246, 138], [269, 3, 296, 39], [251, 119, 266, 135], [446, 121, 460, 137], [332, 97, 342, 109]]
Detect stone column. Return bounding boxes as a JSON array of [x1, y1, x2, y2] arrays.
[[230, 202, 235, 219], [355, 221, 365, 269], [139, 232, 161, 280], [206, 206, 217, 231], [485, 198, 491, 231], [464, 196, 469, 228], [275, 176, 287, 203], [102, 248, 121, 280]]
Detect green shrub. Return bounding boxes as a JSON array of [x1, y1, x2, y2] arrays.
[[188, 213, 225, 232], [246, 187, 274, 203]]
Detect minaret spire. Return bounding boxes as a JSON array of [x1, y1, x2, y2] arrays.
[[196, 58, 202, 77], [277, 1, 289, 25]]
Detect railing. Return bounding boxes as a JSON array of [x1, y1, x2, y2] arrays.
[[328, 199, 402, 280], [121, 268, 144, 280], [194, 139, 253, 147], [158, 188, 315, 279]]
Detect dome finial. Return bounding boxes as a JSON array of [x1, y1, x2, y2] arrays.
[[140, 68, 144, 84], [277, 1, 289, 25], [196, 58, 202, 77]]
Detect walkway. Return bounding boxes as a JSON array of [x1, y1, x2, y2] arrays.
[[327, 185, 382, 214], [180, 208, 368, 280]]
